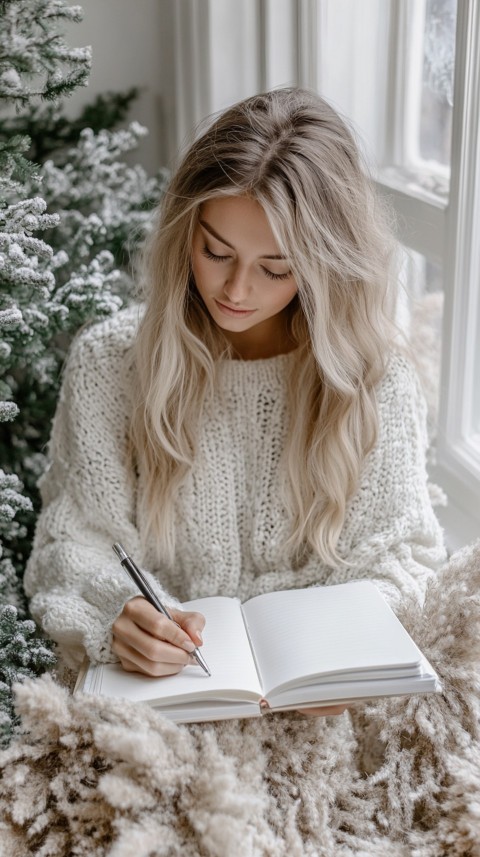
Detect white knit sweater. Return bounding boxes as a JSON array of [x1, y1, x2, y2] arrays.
[[24, 305, 446, 668]]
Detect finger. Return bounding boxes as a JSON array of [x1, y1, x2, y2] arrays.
[[170, 609, 206, 646], [121, 657, 185, 678], [112, 622, 196, 665], [119, 656, 142, 673], [120, 599, 197, 652], [113, 637, 190, 677]]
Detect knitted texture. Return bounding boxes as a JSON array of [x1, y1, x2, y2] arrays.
[[24, 304, 446, 668], [2, 539, 480, 856]]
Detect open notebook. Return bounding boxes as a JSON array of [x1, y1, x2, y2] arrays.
[[76, 581, 441, 722]]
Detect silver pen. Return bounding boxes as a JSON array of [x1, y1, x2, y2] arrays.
[[112, 543, 211, 676]]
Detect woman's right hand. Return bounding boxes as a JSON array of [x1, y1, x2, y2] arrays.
[[112, 596, 206, 677]]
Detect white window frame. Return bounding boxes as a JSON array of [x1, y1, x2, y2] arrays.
[[433, 0, 480, 546]]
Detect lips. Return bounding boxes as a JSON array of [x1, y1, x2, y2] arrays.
[[215, 300, 256, 317]]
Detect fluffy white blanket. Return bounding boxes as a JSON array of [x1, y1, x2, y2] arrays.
[[1, 539, 479, 857]]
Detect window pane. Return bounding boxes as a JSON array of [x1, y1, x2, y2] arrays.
[[419, 0, 457, 166], [400, 249, 443, 444]]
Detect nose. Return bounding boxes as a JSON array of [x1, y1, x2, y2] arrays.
[[222, 264, 252, 305]]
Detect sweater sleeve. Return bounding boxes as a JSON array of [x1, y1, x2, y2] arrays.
[[24, 311, 178, 669], [322, 354, 447, 611]]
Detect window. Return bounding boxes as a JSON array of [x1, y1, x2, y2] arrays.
[[316, 0, 479, 547]]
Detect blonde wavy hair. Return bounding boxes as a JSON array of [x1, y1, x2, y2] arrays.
[[130, 87, 399, 567]]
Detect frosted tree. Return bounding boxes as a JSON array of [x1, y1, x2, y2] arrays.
[[0, 0, 166, 744], [0, 0, 90, 104], [3, 118, 168, 515], [0, 0, 91, 744]]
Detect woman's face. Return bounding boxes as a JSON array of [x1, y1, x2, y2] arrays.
[[191, 195, 298, 359]]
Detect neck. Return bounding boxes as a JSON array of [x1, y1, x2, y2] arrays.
[[224, 311, 298, 361]]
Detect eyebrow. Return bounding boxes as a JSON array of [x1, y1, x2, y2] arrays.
[[199, 219, 288, 260]]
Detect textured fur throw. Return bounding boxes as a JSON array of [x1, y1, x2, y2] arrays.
[[1, 539, 480, 857]]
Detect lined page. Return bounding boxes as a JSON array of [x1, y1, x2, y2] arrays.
[[242, 582, 424, 698], [83, 596, 263, 705]]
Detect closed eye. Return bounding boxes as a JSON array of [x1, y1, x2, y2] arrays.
[[201, 246, 230, 263], [261, 268, 291, 281]]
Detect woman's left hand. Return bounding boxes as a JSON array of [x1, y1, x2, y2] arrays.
[[296, 704, 348, 717]]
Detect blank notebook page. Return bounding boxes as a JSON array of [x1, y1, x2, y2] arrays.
[[88, 596, 263, 704], [242, 581, 423, 698]]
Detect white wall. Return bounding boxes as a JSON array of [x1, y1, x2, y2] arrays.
[[64, 0, 178, 174]]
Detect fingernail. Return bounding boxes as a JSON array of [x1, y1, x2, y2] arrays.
[[196, 630, 203, 644], [182, 640, 195, 653]]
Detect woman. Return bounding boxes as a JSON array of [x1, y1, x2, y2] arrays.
[[24, 88, 445, 717]]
